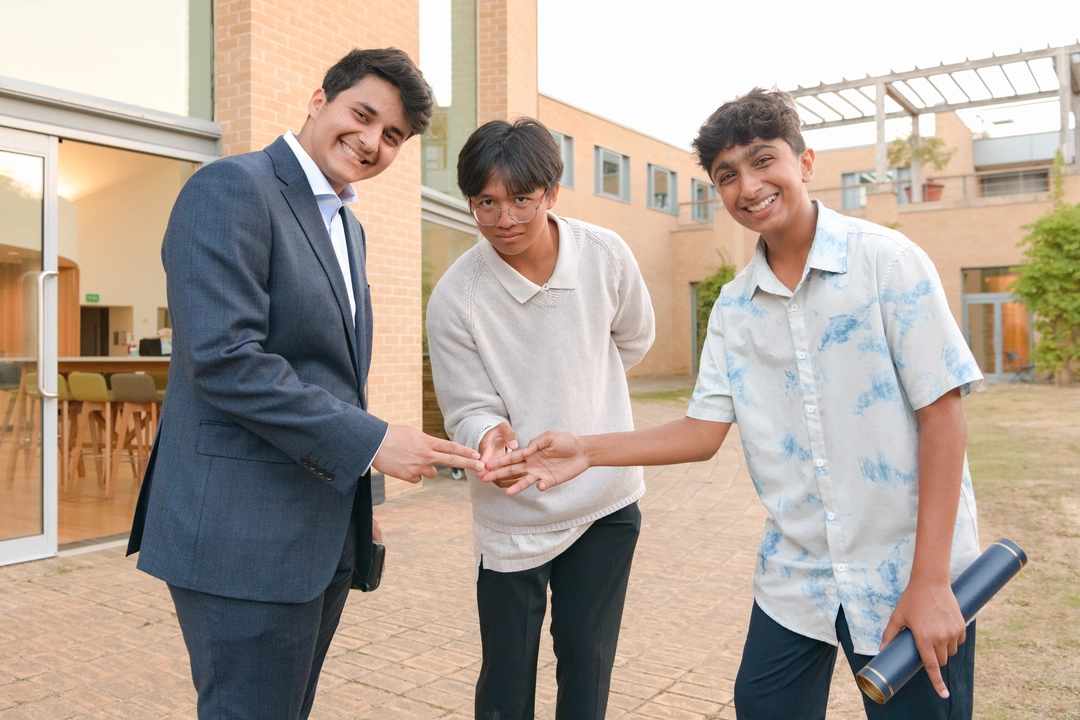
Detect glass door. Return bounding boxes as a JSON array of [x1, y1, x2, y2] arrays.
[[963, 292, 1032, 383], [0, 127, 58, 566]]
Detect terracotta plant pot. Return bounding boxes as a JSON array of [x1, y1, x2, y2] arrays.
[[904, 182, 944, 202]]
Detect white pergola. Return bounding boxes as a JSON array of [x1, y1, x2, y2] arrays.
[[786, 43, 1080, 201]]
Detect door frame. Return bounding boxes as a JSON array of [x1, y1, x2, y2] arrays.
[[0, 125, 58, 566], [962, 291, 1031, 382], [0, 79, 220, 566]]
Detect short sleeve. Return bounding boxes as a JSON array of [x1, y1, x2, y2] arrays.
[[880, 246, 983, 410], [686, 297, 736, 422]]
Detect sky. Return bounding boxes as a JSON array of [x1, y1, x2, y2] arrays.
[[536, 0, 1079, 150]]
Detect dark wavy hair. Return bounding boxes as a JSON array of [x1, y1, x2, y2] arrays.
[[456, 118, 564, 198], [692, 88, 806, 176], [322, 48, 434, 137]]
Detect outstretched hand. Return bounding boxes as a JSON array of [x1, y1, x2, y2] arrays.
[[373, 424, 483, 484], [477, 431, 590, 496]]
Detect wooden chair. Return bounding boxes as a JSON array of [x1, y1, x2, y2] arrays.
[[6, 371, 39, 484], [109, 373, 159, 496], [4, 372, 77, 489], [66, 372, 114, 495], [0, 363, 21, 455]]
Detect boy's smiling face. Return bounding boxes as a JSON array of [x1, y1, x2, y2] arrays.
[[709, 138, 815, 239]]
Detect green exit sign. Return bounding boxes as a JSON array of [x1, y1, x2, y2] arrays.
[[85, 294, 100, 303]]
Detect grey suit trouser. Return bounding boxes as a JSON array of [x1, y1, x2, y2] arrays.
[[169, 517, 356, 720]]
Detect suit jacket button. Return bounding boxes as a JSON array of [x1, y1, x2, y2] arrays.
[[325, 472, 335, 481]]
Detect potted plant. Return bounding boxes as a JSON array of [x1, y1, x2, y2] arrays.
[[887, 134, 954, 202]]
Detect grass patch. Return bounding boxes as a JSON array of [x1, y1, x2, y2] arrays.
[[630, 387, 694, 402], [965, 384, 1080, 719]]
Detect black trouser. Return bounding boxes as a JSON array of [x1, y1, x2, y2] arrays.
[[734, 601, 976, 720], [168, 517, 356, 720], [474, 502, 641, 720]]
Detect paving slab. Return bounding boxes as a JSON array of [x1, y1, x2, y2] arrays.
[[0, 398, 868, 718]]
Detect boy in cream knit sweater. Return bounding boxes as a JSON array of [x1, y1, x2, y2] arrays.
[[426, 117, 655, 719]]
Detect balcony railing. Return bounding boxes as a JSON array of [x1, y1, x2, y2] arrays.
[[809, 165, 1068, 210]]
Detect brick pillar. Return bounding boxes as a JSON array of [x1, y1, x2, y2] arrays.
[[215, 0, 425, 497], [477, 0, 538, 124]]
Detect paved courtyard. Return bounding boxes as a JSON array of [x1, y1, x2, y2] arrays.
[[0, 398, 868, 719]]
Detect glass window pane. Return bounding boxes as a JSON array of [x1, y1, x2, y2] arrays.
[[420, 0, 478, 197], [966, 303, 996, 376], [1002, 302, 1031, 371], [422, 220, 476, 438], [0, 0, 210, 118], [602, 153, 621, 196], [0, 149, 44, 542]]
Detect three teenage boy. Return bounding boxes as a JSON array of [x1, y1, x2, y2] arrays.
[[426, 118, 655, 719], [481, 90, 983, 719]]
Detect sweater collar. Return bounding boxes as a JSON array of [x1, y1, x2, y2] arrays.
[[479, 212, 578, 304]]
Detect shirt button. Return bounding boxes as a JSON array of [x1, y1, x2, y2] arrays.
[[815, 459, 825, 467], [837, 563, 847, 572], [806, 405, 815, 414], [790, 304, 799, 312], [827, 512, 836, 521], [798, 352, 806, 360]]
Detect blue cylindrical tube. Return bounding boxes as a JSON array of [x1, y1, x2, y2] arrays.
[[855, 538, 1027, 704]]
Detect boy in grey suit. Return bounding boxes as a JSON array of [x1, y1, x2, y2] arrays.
[[127, 48, 483, 720]]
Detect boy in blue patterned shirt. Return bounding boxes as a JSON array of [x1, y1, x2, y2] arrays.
[[481, 88, 983, 719]]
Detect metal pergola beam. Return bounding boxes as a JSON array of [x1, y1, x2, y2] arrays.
[[790, 89, 1061, 130], [790, 44, 1079, 99]]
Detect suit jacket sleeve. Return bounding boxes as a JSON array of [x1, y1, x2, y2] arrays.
[[163, 160, 387, 493]]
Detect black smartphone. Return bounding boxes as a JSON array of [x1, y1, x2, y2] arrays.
[[355, 541, 385, 593]]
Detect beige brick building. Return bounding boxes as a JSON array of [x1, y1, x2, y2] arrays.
[[0, 0, 1076, 564]]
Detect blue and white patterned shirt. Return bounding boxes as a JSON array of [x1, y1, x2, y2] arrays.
[[687, 201, 983, 655]]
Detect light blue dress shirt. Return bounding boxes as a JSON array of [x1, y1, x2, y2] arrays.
[[688, 201, 983, 654]]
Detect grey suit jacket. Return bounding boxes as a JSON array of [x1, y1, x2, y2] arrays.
[[128, 137, 388, 603]]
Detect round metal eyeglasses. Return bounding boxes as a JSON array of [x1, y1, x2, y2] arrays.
[[470, 197, 546, 227]]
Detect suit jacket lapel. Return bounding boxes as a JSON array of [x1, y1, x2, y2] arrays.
[[342, 212, 372, 407], [266, 138, 360, 378]]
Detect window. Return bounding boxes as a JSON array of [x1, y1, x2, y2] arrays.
[[840, 168, 911, 209], [419, 0, 478, 197], [0, 0, 213, 120], [648, 164, 677, 213], [691, 179, 715, 222], [979, 170, 1050, 197], [594, 146, 630, 202], [550, 130, 574, 188]]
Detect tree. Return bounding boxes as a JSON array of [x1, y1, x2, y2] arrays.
[[1011, 152, 1080, 386], [695, 252, 736, 366]]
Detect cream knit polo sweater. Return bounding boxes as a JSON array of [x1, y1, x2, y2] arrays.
[[427, 214, 655, 534]]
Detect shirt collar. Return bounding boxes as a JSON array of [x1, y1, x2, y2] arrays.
[[282, 132, 357, 210], [748, 200, 849, 296], [479, 212, 579, 304]]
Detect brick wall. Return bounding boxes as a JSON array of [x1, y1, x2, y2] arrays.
[[477, 0, 537, 123], [215, 0, 424, 497]]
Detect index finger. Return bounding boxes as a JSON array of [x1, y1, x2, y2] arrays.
[[433, 440, 483, 470], [916, 639, 950, 699], [478, 462, 530, 483], [485, 444, 536, 470]]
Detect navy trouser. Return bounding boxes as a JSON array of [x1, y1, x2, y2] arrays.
[[734, 601, 976, 720], [474, 502, 642, 720], [169, 516, 357, 720]]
